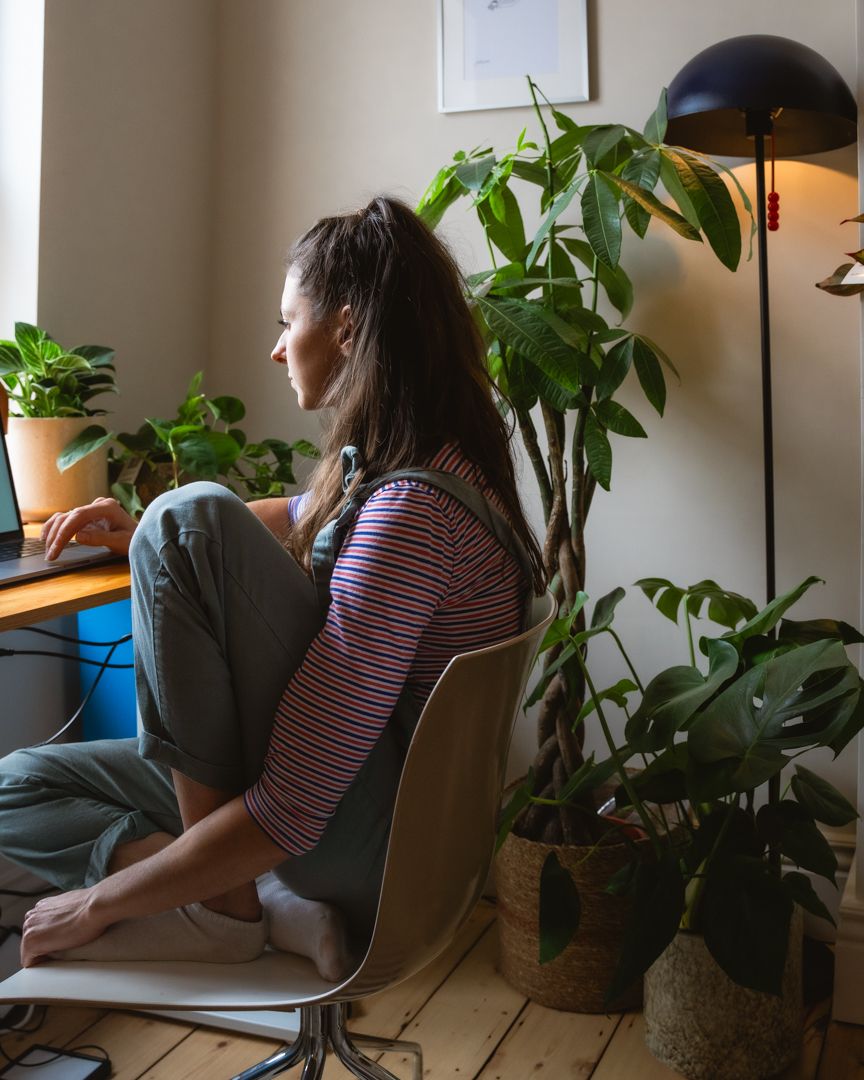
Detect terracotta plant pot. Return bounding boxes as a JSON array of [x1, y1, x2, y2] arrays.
[[6, 416, 108, 522], [494, 830, 642, 1012], [644, 907, 803, 1080]]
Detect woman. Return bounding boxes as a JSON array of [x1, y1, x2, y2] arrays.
[[0, 197, 545, 977]]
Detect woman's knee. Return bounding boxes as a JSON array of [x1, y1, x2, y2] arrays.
[[130, 482, 245, 560]]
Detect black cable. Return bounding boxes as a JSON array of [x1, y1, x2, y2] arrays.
[[0, 649, 132, 669], [34, 638, 125, 747], [16, 627, 133, 649]]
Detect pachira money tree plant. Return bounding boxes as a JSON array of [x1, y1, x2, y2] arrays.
[[417, 80, 754, 845], [527, 577, 863, 1000]]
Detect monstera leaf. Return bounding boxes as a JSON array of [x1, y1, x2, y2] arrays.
[[688, 640, 861, 792]]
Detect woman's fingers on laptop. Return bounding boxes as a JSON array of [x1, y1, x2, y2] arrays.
[[41, 497, 139, 559]]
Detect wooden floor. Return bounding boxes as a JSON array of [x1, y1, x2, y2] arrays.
[[2, 901, 863, 1079]]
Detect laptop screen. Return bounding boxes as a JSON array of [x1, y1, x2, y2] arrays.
[[0, 427, 24, 539]]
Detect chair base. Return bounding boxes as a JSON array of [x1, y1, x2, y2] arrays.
[[233, 1002, 422, 1080]]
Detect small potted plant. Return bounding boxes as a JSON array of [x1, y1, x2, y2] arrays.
[[0, 322, 117, 520], [108, 371, 319, 515], [534, 576, 862, 1078]]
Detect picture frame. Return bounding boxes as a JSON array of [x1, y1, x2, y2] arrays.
[[438, 0, 589, 113]]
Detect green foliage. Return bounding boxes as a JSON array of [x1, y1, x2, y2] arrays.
[[109, 371, 319, 513], [529, 575, 863, 1001], [0, 322, 117, 420], [0, 322, 118, 467], [418, 81, 748, 540]]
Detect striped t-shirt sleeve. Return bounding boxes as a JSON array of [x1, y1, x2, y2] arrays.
[[243, 481, 455, 854]]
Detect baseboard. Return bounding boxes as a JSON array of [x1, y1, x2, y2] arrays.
[[833, 858, 864, 1023]]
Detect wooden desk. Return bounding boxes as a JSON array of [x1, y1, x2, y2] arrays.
[[0, 526, 131, 632]]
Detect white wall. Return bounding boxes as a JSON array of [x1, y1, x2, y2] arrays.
[[207, 1, 861, 803], [37, 0, 218, 433], [0, 0, 44, 333]]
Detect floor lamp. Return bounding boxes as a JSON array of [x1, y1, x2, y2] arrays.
[[665, 34, 857, 609]]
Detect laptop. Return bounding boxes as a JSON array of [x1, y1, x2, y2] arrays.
[[0, 423, 120, 586]]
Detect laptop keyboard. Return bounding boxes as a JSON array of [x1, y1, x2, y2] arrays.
[[0, 537, 48, 562]]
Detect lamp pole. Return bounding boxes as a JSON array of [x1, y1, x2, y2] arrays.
[[748, 109, 777, 607]]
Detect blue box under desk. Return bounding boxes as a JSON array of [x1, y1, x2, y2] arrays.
[[76, 599, 136, 740]]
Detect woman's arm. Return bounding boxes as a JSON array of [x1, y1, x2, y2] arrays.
[[20, 796, 286, 965], [245, 497, 292, 543]]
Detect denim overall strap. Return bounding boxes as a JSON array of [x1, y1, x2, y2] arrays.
[[311, 446, 535, 624]]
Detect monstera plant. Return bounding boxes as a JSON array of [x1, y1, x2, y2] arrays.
[[418, 81, 753, 846]]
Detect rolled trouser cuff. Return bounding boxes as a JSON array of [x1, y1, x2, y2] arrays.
[[84, 810, 167, 887], [138, 731, 245, 791]]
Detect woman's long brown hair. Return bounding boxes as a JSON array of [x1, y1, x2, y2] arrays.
[[285, 195, 546, 595]]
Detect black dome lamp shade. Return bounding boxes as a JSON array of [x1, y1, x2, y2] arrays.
[[661, 34, 857, 612], [665, 35, 857, 157]]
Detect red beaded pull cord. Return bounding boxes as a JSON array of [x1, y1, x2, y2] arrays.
[[767, 132, 780, 231]]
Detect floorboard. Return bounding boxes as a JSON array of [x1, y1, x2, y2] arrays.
[[477, 1000, 620, 1079], [0, 908, 850, 1079]]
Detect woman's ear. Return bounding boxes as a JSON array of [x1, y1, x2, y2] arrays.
[[337, 304, 353, 355]]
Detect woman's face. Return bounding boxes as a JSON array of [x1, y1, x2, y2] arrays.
[[271, 271, 345, 410]]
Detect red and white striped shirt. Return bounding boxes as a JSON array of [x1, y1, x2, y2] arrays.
[[243, 443, 527, 854]]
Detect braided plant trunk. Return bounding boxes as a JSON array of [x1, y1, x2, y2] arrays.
[[512, 400, 604, 845]]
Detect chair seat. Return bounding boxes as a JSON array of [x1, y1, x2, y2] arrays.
[[0, 949, 338, 1012]]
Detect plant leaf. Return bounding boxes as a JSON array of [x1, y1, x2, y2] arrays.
[[600, 171, 701, 241], [781, 871, 835, 926], [643, 87, 668, 143], [791, 765, 859, 826], [476, 296, 583, 393], [604, 850, 684, 1006], [595, 336, 634, 401], [594, 400, 646, 438], [582, 173, 622, 269], [584, 412, 612, 491], [56, 425, 112, 471], [702, 856, 792, 995], [626, 639, 740, 753], [560, 237, 634, 318], [632, 336, 667, 416], [661, 149, 741, 270], [526, 181, 580, 269], [538, 851, 581, 963]]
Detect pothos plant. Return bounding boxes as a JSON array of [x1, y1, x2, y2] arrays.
[[526, 577, 863, 1001], [104, 371, 319, 516], [0, 322, 117, 466], [417, 81, 754, 844]]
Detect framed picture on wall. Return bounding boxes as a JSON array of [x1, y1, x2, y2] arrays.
[[438, 0, 589, 113]]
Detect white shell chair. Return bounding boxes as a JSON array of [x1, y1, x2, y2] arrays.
[[0, 592, 556, 1080]]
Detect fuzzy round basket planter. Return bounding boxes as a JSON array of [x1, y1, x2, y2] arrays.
[[495, 831, 642, 1012], [644, 907, 803, 1080], [6, 416, 108, 522]]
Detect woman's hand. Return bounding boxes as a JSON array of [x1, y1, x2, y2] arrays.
[[41, 496, 139, 560], [21, 888, 110, 966]]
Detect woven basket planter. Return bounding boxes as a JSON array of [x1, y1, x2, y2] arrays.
[[644, 907, 803, 1079], [494, 831, 642, 1012]]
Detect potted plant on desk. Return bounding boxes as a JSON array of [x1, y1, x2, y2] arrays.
[[539, 576, 862, 1078], [0, 322, 117, 521]]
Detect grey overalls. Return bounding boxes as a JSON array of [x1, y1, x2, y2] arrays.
[[0, 449, 533, 945]]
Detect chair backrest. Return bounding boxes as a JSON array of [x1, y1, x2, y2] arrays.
[[337, 590, 556, 998]]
